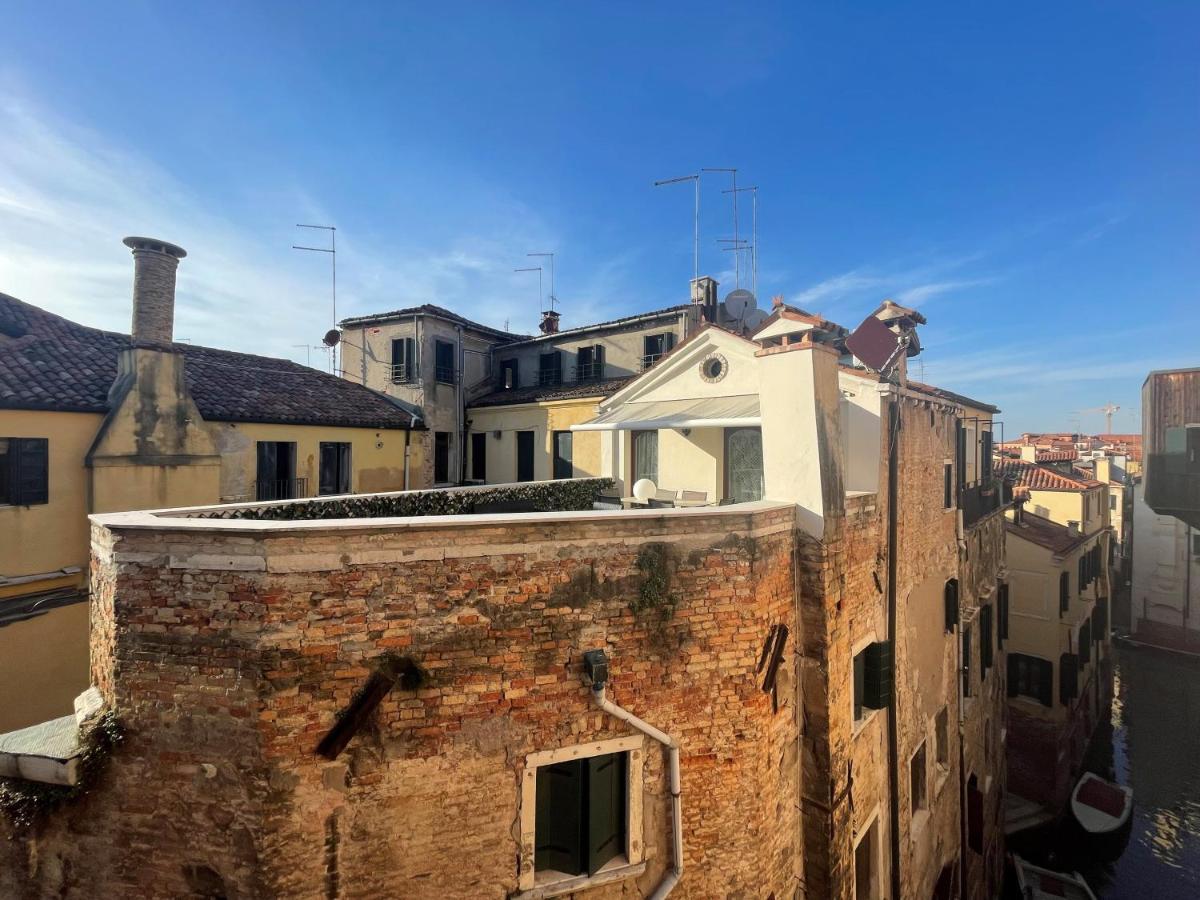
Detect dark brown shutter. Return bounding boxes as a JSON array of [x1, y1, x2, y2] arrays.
[[12, 438, 48, 505], [980, 431, 993, 481], [863, 641, 893, 709], [980, 605, 993, 673], [535, 760, 584, 875], [1059, 653, 1078, 706], [998, 583, 1009, 644], [1079, 621, 1091, 664], [944, 578, 959, 632], [853, 650, 866, 719], [586, 753, 626, 875], [319, 443, 337, 495]]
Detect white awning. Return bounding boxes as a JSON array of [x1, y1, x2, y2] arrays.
[[572, 395, 761, 431]]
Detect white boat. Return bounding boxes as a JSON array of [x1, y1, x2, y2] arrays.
[[1071, 771, 1133, 834], [1012, 854, 1098, 900]]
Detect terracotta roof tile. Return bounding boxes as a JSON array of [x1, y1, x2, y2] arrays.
[[1005, 511, 1089, 555], [469, 376, 632, 408], [995, 458, 1102, 491], [0, 292, 420, 430]]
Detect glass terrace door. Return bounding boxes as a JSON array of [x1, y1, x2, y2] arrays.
[[724, 427, 764, 503]]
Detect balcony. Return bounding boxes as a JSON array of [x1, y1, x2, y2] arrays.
[[435, 366, 456, 385], [1144, 453, 1200, 529], [389, 363, 416, 384], [574, 362, 606, 382], [537, 369, 563, 387], [961, 479, 1005, 528], [254, 478, 309, 502], [640, 353, 663, 372]]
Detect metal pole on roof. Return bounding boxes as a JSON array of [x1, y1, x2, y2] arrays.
[[528, 253, 556, 311], [514, 267, 542, 323], [294, 224, 337, 373], [704, 168, 738, 287], [654, 173, 701, 282]]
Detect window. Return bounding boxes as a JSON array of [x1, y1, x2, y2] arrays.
[[255, 441, 298, 500], [1059, 653, 1078, 705], [1193, 533, 1200, 557], [434, 339, 456, 385], [553, 431, 573, 479], [390, 337, 415, 383], [966, 774, 983, 853], [998, 583, 1009, 646], [538, 351, 562, 387], [500, 359, 519, 390], [641, 332, 675, 370], [1007, 653, 1053, 707], [318, 442, 352, 495], [980, 430, 993, 481], [471, 433, 487, 482], [631, 430, 658, 485], [535, 752, 627, 878], [724, 427, 764, 503], [954, 420, 967, 494], [853, 641, 892, 722], [1164, 425, 1200, 474], [944, 578, 959, 632], [576, 344, 605, 381], [935, 707, 949, 769], [1109, 494, 1117, 511], [517, 431, 535, 482], [910, 742, 928, 816], [962, 624, 972, 699], [943, 462, 953, 509], [0, 437, 49, 506], [1060, 571, 1070, 615], [434, 432, 451, 484], [980, 604, 993, 674], [1079, 620, 1091, 665], [854, 818, 879, 900], [1083, 493, 1090, 522]]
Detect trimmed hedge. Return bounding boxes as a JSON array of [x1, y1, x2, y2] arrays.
[[199, 478, 616, 521]]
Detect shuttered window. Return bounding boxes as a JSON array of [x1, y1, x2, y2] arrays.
[[1059, 653, 1078, 705], [1079, 620, 1092, 665], [944, 579, 959, 632], [1008, 653, 1053, 707], [980, 605, 994, 674], [434, 340, 456, 384], [1060, 571, 1070, 615], [855, 641, 893, 720], [318, 442, 352, 495], [390, 337, 415, 382], [967, 775, 984, 854], [534, 752, 627, 877], [1, 437, 49, 506], [998, 583, 1009, 645], [963, 624, 972, 699]]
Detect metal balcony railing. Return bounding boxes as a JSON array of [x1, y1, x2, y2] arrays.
[[537, 369, 563, 387], [640, 353, 663, 371], [435, 366, 456, 385], [254, 478, 309, 502], [961, 479, 1004, 528], [389, 363, 416, 384], [573, 362, 606, 382]]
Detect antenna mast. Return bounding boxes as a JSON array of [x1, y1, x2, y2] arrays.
[[653, 173, 701, 282], [527, 252, 556, 310], [293, 224, 337, 373], [704, 168, 739, 287], [514, 266, 543, 321], [722, 185, 758, 298]]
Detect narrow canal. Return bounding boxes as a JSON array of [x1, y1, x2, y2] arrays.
[[1014, 646, 1200, 898]]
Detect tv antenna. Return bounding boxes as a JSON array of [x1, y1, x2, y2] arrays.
[[703, 168, 739, 287], [723, 185, 758, 298], [527, 252, 556, 311], [514, 266, 543, 320], [293, 224, 337, 373], [653, 173, 700, 281]]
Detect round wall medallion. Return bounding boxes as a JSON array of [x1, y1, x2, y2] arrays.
[[699, 353, 728, 383]]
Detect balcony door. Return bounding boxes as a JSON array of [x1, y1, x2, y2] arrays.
[[256, 441, 298, 500], [724, 427, 763, 503]]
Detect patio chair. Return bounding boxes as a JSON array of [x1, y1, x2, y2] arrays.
[[593, 495, 623, 510], [681, 490, 707, 501], [654, 488, 679, 501], [647, 498, 675, 509]]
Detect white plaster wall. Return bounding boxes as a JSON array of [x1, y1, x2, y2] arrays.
[[840, 387, 881, 494], [1131, 480, 1200, 630]]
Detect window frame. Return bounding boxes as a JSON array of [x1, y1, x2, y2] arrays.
[[434, 339, 456, 385], [516, 430, 536, 482], [910, 741, 929, 817], [318, 441, 352, 496], [0, 437, 49, 507], [471, 432, 487, 482], [434, 431, 452, 484], [552, 430, 573, 480], [519, 736, 645, 893], [853, 811, 882, 900], [630, 430, 658, 486]]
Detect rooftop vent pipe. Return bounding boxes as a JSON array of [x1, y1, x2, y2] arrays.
[[124, 236, 187, 345]]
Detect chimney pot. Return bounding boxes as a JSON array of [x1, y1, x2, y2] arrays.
[[690, 276, 719, 322], [539, 310, 560, 335], [124, 236, 186, 345]]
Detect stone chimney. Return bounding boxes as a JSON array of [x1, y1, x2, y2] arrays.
[[124, 236, 187, 345], [1067, 520, 1080, 536], [1094, 456, 1111, 485], [690, 276, 718, 322], [539, 310, 561, 335]]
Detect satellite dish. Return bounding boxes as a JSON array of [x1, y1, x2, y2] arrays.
[[743, 309, 768, 333], [632, 478, 658, 502], [845, 315, 902, 375], [724, 289, 756, 319], [322, 329, 342, 348]]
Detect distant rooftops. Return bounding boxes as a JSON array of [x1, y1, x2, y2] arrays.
[[499, 305, 692, 348], [469, 376, 633, 409], [995, 458, 1102, 492], [1005, 510, 1091, 555], [0, 293, 421, 430], [340, 304, 526, 341]]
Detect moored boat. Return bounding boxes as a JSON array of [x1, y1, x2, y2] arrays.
[[1071, 771, 1133, 834], [1012, 854, 1098, 900]]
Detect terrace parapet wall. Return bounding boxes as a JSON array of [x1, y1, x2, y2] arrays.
[[4, 502, 801, 900]]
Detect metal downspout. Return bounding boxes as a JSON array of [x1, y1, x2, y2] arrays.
[[886, 396, 903, 900], [592, 685, 683, 899]]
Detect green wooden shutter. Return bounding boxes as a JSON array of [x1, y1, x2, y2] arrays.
[[944, 579, 959, 632], [863, 641, 892, 709], [586, 753, 626, 875], [535, 760, 584, 875], [12, 438, 48, 505]]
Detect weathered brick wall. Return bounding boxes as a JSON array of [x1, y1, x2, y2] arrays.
[[3, 506, 801, 900]]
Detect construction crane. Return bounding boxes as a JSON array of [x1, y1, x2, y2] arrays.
[[1079, 402, 1121, 434]]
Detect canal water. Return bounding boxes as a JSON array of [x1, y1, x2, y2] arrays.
[[1012, 645, 1200, 899]]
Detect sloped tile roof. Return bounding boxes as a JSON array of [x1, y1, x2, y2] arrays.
[[1005, 511, 1089, 555], [469, 376, 632, 408], [995, 458, 1102, 491], [340, 303, 526, 340], [0, 293, 420, 430]]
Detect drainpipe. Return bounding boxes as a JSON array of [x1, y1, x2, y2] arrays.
[[885, 395, 902, 900], [456, 325, 466, 485], [956, 607, 969, 896], [592, 685, 682, 899]]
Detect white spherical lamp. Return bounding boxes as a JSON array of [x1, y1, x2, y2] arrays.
[[632, 478, 657, 502]]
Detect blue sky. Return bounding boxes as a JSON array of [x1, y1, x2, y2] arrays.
[[1, 3, 1197, 433]]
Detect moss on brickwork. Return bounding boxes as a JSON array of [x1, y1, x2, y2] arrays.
[[0, 712, 124, 834], [630, 542, 677, 621], [199, 477, 615, 521]]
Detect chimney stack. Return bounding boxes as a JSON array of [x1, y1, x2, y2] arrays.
[[539, 309, 561, 335], [690, 276, 718, 322], [124, 236, 187, 345]]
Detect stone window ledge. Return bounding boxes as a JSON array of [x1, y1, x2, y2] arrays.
[[511, 860, 647, 900], [852, 707, 883, 738]]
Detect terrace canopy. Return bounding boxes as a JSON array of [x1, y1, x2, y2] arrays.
[[571, 394, 760, 432]]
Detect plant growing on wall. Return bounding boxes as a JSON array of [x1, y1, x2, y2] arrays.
[[630, 542, 678, 624], [0, 712, 123, 833]]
